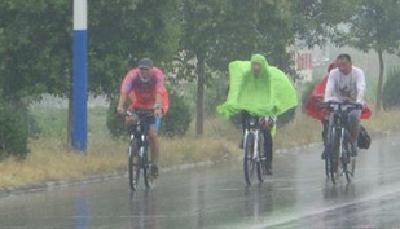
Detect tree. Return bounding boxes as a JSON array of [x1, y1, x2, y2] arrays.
[[0, 1, 72, 154], [179, 0, 229, 136], [180, 0, 297, 135], [293, 0, 400, 111], [291, 0, 355, 47], [88, 0, 181, 95], [0, 1, 72, 100], [342, 0, 400, 111], [0, 0, 182, 152]]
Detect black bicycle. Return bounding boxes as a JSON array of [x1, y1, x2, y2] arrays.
[[126, 109, 155, 191], [243, 114, 267, 185], [319, 101, 362, 184]]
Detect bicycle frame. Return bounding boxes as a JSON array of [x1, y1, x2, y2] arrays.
[[126, 109, 155, 190], [326, 102, 361, 182], [243, 116, 261, 162], [329, 104, 353, 156]]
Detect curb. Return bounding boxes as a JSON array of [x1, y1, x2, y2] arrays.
[[0, 160, 224, 198], [0, 130, 398, 197], [274, 128, 399, 155]]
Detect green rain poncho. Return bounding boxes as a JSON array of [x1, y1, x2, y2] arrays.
[[217, 54, 298, 134]]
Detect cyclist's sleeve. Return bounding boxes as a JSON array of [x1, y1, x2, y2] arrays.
[[356, 69, 366, 104], [153, 68, 165, 94], [324, 71, 337, 102], [120, 70, 139, 95]]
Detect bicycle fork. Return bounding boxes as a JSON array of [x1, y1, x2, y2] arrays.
[[128, 135, 134, 157], [242, 130, 260, 162], [254, 130, 260, 162], [339, 128, 344, 159]]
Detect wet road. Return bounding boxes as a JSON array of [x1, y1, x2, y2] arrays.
[[1, 133, 400, 229]]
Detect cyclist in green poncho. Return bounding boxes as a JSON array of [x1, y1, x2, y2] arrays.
[[217, 54, 298, 175]]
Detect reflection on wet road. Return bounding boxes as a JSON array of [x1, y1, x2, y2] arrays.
[[1, 134, 400, 229]]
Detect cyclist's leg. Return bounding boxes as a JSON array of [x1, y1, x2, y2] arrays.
[[263, 129, 273, 175], [125, 115, 137, 135], [239, 111, 249, 149], [348, 110, 361, 156], [149, 118, 161, 176]]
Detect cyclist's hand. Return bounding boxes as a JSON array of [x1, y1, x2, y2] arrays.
[[117, 105, 124, 115], [154, 108, 163, 118], [272, 105, 278, 114]]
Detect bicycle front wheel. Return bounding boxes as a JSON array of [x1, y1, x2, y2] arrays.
[[128, 138, 139, 191], [328, 127, 340, 185], [243, 133, 255, 185]]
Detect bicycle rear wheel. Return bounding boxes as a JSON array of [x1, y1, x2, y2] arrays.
[[243, 133, 255, 185], [256, 161, 265, 183], [342, 143, 353, 182], [351, 157, 356, 176], [143, 152, 153, 189], [325, 155, 330, 179], [257, 134, 266, 183], [343, 159, 351, 182], [324, 135, 330, 178]]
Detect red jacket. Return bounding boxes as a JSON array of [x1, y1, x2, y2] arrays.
[[306, 62, 372, 120]]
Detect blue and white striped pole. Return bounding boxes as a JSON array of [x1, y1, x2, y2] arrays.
[[72, 0, 88, 151]]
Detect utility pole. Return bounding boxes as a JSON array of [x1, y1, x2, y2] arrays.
[[72, 0, 88, 152]]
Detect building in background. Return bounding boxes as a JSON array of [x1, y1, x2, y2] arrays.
[[293, 38, 313, 83]]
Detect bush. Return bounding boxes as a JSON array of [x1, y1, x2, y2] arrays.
[[160, 91, 192, 137], [205, 77, 229, 117], [383, 68, 400, 109], [0, 99, 30, 159], [106, 95, 127, 137], [106, 90, 193, 137]]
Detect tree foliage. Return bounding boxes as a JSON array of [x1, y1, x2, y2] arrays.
[[179, 0, 299, 135], [0, 95, 29, 159], [88, 0, 181, 95], [383, 67, 400, 109], [160, 91, 192, 137], [332, 0, 400, 110], [0, 0, 72, 100]]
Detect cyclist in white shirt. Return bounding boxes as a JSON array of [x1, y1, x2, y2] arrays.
[[324, 53, 366, 156]]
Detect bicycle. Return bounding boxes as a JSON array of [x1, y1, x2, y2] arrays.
[[126, 109, 156, 191], [319, 101, 362, 184], [243, 113, 267, 185]]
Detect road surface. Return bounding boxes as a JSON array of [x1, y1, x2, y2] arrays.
[[1, 133, 400, 229]]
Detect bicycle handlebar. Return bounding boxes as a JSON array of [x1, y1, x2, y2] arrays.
[[316, 101, 362, 111], [125, 109, 154, 117]]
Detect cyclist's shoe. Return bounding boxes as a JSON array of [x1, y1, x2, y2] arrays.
[[343, 155, 351, 164], [151, 164, 159, 178], [264, 162, 273, 176], [321, 151, 326, 160]]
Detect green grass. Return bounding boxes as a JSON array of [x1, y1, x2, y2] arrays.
[[0, 107, 399, 188]]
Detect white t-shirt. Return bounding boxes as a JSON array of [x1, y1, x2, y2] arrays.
[[324, 66, 366, 104]]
